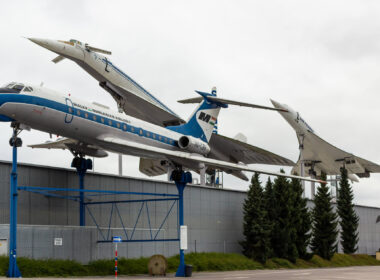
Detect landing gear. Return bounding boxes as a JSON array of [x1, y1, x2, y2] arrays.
[[7, 125, 22, 278], [71, 156, 92, 226], [170, 168, 192, 277]]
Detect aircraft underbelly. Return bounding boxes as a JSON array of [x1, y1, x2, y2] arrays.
[[299, 134, 366, 175]]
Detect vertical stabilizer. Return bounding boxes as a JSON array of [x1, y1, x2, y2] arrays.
[[167, 88, 224, 142]]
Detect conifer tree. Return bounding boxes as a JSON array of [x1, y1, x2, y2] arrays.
[[291, 176, 311, 259], [337, 167, 359, 254], [271, 170, 298, 262], [311, 172, 338, 260], [264, 178, 275, 257], [241, 173, 271, 263]]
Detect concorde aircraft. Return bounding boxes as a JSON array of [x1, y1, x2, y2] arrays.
[[27, 37, 305, 181], [0, 82, 322, 183], [270, 99, 380, 181]]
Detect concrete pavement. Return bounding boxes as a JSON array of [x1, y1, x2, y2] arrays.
[[2, 266, 380, 279]]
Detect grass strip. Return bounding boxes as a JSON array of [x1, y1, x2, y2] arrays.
[[0, 253, 379, 277]]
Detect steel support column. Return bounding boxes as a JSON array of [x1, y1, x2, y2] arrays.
[[7, 128, 21, 278], [171, 170, 192, 277], [298, 134, 305, 198], [200, 165, 206, 186], [79, 170, 85, 226], [71, 157, 93, 226], [310, 177, 316, 200]]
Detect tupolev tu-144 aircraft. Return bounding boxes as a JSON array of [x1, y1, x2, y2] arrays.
[[271, 99, 380, 182], [0, 82, 322, 183]]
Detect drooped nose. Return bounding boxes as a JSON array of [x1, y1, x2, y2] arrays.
[[28, 37, 85, 61], [270, 99, 282, 109], [28, 38, 56, 50]]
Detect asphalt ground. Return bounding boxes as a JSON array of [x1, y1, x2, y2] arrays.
[[3, 266, 380, 279]]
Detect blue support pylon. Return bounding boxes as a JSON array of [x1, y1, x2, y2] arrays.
[[71, 157, 92, 226], [7, 128, 22, 278], [171, 169, 192, 277]]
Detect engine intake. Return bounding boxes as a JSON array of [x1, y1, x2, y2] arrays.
[[178, 136, 210, 155]]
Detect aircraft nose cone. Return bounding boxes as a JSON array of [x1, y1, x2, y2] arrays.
[[270, 99, 281, 109], [28, 37, 50, 48]]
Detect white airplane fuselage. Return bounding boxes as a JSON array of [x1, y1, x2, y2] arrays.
[[270, 99, 314, 137], [28, 38, 177, 117], [0, 85, 203, 168]]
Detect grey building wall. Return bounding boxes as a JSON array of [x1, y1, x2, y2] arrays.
[[0, 161, 379, 263], [0, 161, 245, 263]]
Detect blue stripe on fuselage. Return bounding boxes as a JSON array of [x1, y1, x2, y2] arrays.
[[0, 94, 177, 147]]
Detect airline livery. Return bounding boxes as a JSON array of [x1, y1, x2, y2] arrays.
[[0, 81, 321, 183]]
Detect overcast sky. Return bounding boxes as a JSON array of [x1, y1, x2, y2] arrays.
[[1, 0, 380, 207]]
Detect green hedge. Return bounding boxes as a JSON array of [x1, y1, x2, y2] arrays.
[[0, 253, 379, 277]]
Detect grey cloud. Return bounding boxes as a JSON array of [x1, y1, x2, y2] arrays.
[[0, 0, 379, 207]]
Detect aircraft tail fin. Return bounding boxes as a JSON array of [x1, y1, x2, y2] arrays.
[[167, 87, 225, 143]]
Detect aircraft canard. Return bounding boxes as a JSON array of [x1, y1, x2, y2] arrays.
[[271, 99, 380, 180], [28, 38, 185, 127]]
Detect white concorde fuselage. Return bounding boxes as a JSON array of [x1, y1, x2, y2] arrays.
[[270, 99, 315, 136], [0, 84, 187, 155]]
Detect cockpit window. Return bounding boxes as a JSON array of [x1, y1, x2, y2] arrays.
[[0, 82, 24, 93], [70, 39, 82, 46], [24, 86, 33, 92], [3, 83, 16, 88], [12, 84, 24, 91]]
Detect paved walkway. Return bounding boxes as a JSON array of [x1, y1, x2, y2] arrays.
[[2, 266, 380, 279]]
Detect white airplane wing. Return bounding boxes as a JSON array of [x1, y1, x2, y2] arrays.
[[29, 137, 76, 149], [209, 134, 294, 166], [99, 136, 323, 183], [293, 132, 380, 177], [99, 81, 185, 127], [139, 158, 168, 177], [29, 138, 108, 158], [178, 95, 287, 112]]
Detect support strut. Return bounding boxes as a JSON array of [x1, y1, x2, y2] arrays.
[[71, 157, 93, 226], [298, 134, 305, 198], [170, 169, 192, 277], [7, 127, 22, 278]]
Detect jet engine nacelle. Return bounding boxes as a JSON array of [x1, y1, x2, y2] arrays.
[[178, 136, 210, 155]]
